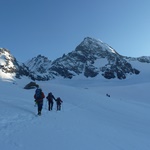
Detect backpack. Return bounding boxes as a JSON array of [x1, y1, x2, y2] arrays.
[[35, 88, 42, 99]]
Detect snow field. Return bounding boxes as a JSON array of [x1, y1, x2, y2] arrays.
[[0, 78, 150, 150]]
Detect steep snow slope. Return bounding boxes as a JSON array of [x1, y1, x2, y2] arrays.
[[0, 76, 150, 150]]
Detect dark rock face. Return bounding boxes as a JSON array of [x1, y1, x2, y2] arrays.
[[101, 57, 140, 79]]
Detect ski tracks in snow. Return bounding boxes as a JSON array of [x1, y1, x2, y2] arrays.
[[0, 96, 76, 150]]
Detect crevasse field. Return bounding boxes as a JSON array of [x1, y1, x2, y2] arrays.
[[0, 67, 150, 150]]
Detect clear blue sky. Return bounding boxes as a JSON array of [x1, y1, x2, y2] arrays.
[[0, 0, 150, 62]]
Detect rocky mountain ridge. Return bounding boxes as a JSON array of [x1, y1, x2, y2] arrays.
[[0, 37, 150, 81], [0, 48, 29, 79]]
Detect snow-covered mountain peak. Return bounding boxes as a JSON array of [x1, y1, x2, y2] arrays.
[[47, 37, 140, 80], [0, 48, 14, 66], [25, 55, 53, 81], [77, 37, 117, 55], [0, 48, 17, 78], [25, 54, 51, 70], [0, 48, 29, 80]]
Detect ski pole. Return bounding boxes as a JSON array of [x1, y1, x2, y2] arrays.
[[34, 100, 37, 107], [62, 103, 64, 112], [45, 100, 47, 109]]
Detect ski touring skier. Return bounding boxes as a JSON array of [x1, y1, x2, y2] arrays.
[[55, 97, 63, 111], [34, 87, 45, 115], [46, 92, 56, 111]]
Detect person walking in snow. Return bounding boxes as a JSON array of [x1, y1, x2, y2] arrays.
[[55, 97, 63, 111], [34, 87, 45, 115], [46, 92, 56, 111]]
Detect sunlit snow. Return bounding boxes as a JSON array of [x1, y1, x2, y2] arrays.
[[0, 73, 150, 150]]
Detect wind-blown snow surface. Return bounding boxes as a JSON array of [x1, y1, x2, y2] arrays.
[[0, 76, 150, 150]]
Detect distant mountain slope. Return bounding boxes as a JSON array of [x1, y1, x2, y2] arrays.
[[0, 37, 150, 81], [0, 48, 29, 79], [25, 55, 53, 81]]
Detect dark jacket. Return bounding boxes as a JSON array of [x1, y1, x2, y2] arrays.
[[55, 97, 63, 105], [46, 93, 55, 102]]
